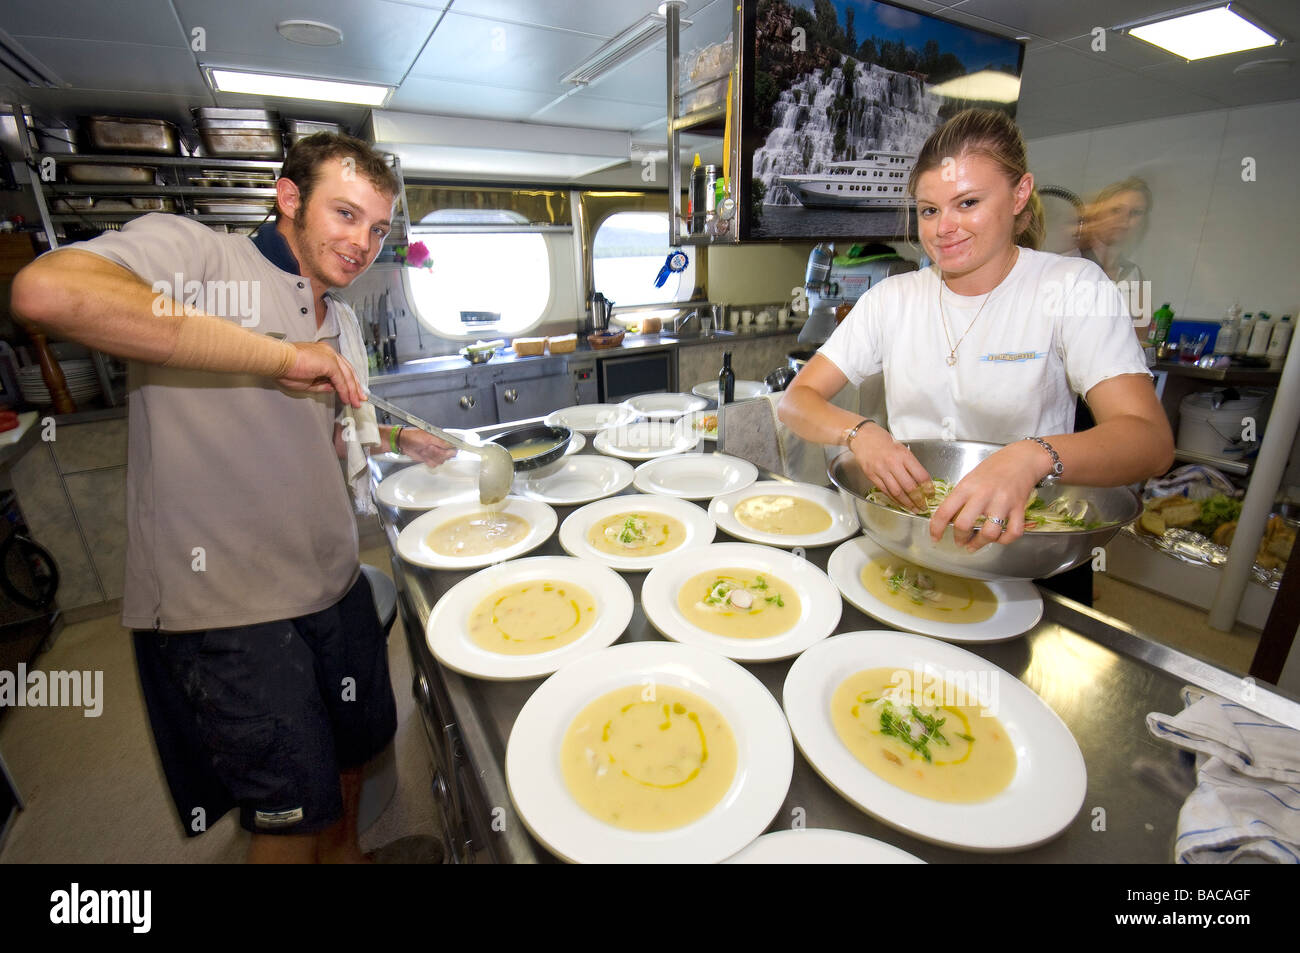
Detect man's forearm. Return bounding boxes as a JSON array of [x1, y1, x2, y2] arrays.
[[12, 250, 295, 376]]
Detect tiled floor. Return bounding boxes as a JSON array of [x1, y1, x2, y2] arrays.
[[0, 547, 1266, 864], [0, 547, 437, 864]]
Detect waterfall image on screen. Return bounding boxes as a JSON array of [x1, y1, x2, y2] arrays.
[[746, 0, 1024, 240]]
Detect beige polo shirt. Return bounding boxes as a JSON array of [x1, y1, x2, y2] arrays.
[[71, 214, 358, 632]]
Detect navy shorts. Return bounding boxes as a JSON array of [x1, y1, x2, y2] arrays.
[[134, 573, 396, 836]]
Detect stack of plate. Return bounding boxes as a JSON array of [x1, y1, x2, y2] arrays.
[[18, 360, 100, 406]]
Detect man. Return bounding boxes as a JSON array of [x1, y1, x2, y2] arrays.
[[12, 133, 451, 862]]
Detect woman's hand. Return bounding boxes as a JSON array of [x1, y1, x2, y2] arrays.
[[851, 422, 934, 514], [930, 441, 1046, 551], [399, 428, 456, 468]]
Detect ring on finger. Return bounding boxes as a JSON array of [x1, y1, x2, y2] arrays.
[[984, 515, 1008, 533]]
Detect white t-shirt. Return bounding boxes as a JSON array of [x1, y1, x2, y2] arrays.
[[818, 247, 1150, 443]]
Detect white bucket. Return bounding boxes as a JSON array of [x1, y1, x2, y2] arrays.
[[1177, 390, 1263, 459]]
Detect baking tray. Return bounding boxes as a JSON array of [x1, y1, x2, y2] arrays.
[[193, 107, 279, 123], [80, 116, 179, 155], [62, 162, 157, 184], [198, 129, 283, 159]]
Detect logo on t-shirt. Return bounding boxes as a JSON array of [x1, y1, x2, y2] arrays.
[[980, 351, 1046, 364]]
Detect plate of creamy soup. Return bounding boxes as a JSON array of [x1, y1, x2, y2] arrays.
[[558, 494, 715, 572], [516, 454, 633, 506], [827, 536, 1042, 643], [395, 497, 556, 570], [505, 641, 793, 863], [709, 480, 860, 548], [782, 631, 1087, 851], [426, 556, 633, 680], [641, 543, 841, 662]]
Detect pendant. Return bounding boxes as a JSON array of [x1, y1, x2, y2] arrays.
[[946, 354, 957, 366]]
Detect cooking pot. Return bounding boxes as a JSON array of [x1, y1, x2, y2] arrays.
[[765, 365, 797, 391]]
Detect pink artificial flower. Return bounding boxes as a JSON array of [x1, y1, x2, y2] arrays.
[[405, 241, 431, 269]]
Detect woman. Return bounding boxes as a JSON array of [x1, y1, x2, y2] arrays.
[[1082, 177, 1152, 285], [778, 110, 1173, 599]]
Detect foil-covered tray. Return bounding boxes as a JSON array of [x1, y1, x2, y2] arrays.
[[1120, 524, 1285, 589]]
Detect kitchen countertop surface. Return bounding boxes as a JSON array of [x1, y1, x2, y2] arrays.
[[368, 423, 1300, 864], [371, 327, 803, 385]]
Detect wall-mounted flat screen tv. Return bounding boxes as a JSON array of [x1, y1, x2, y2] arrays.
[[740, 0, 1025, 242]]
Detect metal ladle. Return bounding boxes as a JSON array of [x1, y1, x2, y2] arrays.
[[366, 392, 514, 504]]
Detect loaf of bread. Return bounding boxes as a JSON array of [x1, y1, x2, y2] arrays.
[[513, 337, 546, 356], [546, 334, 576, 354]]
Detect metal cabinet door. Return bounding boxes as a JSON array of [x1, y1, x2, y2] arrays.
[[376, 385, 496, 429], [493, 373, 576, 424]]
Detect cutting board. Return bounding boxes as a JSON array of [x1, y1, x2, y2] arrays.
[[0, 411, 40, 446]]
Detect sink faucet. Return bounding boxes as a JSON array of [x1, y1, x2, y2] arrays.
[[673, 310, 699, 334]]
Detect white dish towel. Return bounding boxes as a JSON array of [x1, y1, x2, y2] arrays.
[[333, 297, 380, 516], [1147, 686, 1300, 864]]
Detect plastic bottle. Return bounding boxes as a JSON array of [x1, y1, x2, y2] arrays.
[[1247, 310, 1273, 356], [1213, 310, 1237, 356], [1148, 302, 1174, 346], [1235, 313, 1255, 356], [1267, 314, 1293, 359]]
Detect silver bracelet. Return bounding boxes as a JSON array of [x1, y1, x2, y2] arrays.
[[1025, 436, 1064, 485]]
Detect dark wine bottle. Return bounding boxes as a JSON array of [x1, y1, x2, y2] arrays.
[[719, 351, 735, 406]]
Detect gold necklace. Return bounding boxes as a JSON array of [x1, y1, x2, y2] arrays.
[[938, 248, 1018, 366]]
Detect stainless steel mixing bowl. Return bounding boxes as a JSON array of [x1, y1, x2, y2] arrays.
[[828, 441, 1142, 581]]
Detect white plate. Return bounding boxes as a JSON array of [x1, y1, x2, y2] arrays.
[[544, 403, 637, 434], [675, 409, 719, 443], [562, 431, 586, 455], [710, 480, 860, 549], [827, 537, 1043, 643], [724, 829, 925, 864], [558, 493, 716, 572], [641, 543, 842, 661], [633, 452, 758, 500], [621, 392, 708, 420], [426, 556, 634, 680], [377, 457, 484, 510], [692, 379, 769, 401], [395, 497, 556, 569], [506, 641, 794, 863], [515, 454, 634, 505], [593, 421, 698, 460], [783, 631, 1087, 851]]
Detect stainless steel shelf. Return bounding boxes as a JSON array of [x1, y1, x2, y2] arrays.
[[37, 153, 284, 170], [1172, 447, 1252, 475]]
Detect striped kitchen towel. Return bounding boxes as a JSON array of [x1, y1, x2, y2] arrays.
[[1147, 686, 1300, 864]]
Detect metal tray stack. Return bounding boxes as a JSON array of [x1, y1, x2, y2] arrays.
[[193, 107, 284, 159]]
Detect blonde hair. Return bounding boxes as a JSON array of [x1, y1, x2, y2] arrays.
[[908, 109, 1042, 250], [1086, 176, 1153, 245]]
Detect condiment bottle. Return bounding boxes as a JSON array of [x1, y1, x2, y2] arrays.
[[1235, 313, 1256, 356], [1266, 314, 1293, 359], [1247, 310, 1273, 356], [1149, 302, 1174, 346], [718, 351, 735, 405], [1213, 302, 1240, 356]]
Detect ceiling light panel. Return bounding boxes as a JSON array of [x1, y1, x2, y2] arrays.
[[1128, 6, 1280, 61]]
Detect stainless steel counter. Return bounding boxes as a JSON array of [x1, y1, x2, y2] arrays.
[[370, 433, 1300, 864], [370, 327, 797, 385]]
